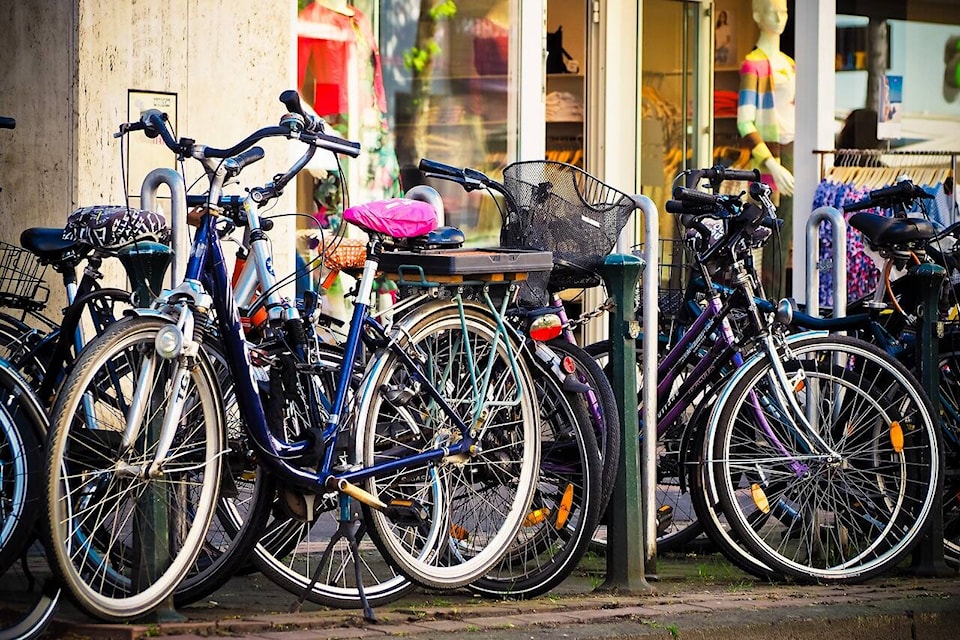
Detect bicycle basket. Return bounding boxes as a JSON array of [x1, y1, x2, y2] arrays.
[[501, 161, 635, 298], [637, 238, 691, 323], [0, 239, 49, 310]]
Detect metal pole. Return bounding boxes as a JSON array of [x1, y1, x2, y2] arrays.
[[141, 168, 187, 286], [805, 206, 847, 318], [638, 196, 659, 571]]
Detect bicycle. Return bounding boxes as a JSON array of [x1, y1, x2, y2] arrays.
[[44, 92, 543, 621], [659, 181, 942, 583]]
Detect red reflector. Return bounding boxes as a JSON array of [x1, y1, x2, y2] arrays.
[[561, 355, 577, 374], [529, 324, 563, 341]]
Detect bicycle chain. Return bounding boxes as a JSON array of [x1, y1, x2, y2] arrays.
[[564, 297, 616, 331]]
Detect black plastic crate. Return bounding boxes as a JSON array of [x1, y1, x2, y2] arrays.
[[378, 248, 554, 277]]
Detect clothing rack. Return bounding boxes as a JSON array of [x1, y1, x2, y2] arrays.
[[814, 149, 959, 223]]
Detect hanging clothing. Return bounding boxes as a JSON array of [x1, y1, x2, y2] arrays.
[[813, 179, 886, 307], [298, 3, 401, 205]]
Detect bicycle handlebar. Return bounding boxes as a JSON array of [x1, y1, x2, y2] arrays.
[[843, 179, 934, 213], [0, 116, 14, 130]]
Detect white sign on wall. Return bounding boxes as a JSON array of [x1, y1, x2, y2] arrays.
[[126, 90, 178, 199]]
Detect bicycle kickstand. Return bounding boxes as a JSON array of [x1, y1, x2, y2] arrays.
[[288, 493, 377, 623]]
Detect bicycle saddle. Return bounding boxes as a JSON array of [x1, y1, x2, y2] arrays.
[[848, 213, 937, 249], [20, 227, 90, 265], [343, 198, 438, 239]]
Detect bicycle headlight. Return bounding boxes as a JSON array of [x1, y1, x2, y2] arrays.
[[155, 324, 184, 359]]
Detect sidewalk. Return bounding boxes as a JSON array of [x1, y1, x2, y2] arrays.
[[46, 553, 960, 640]]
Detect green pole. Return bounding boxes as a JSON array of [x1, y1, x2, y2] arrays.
[[908, 262, 955, 577], [598, 253, 651, 592]]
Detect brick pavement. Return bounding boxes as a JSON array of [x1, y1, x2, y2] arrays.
[[38, 555, 960, 640]]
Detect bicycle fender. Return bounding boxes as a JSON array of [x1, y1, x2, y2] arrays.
[[125, 307, 180, 323], [699, 330, 828, 505]]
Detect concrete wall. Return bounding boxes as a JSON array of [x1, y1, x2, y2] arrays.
[[0, 0, 296, 303]]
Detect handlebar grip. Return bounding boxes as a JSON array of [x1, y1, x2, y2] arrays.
[[665, 200, 687, 214], [418, 158, 466, 179], [702, 166, 761, 182], [869, 180, 917, 202], [842, 197, 878, 213], [673, 186, 721, 207], [719, 168, 762, 182], [0, 116, 14, 130], [311, 131, 361, 158], [227, 146, 265, 173]]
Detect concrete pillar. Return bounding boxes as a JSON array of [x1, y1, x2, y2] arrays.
[[793, 0, 837, 304]]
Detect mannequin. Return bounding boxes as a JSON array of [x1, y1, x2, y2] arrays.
[[738, 0, 795, 196], [738, 0, 795, 296]]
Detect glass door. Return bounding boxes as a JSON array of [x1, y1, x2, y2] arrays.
[[640, 0, 712, 244]]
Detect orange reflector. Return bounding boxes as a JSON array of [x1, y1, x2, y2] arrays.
[[555, 484, 575, 530], [529, 314, 563, 342], [523, 508, 550, 527], [795, 380, 805, 392], [751, 483, 771, 514], [450, 524, 469, 540], [890, 421, 904, 452]]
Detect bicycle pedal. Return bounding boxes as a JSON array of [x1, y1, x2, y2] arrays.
[[383, 498, 429, 527], [655, 504, 674, 537]]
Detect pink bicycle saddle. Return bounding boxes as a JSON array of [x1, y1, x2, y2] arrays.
[[343, 199, 438, 239]]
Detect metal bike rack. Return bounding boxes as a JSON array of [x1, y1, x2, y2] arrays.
[[804, 206, 847, 318], [141, 168, 188, 286], [599, 194, 658, 591], [134, 168, 188, 622]]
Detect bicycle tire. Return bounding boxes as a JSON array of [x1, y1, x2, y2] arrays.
[[0, 361, 47, 577], [549, 339, 619, 514], [469, 346, 601, 598], [359, 300, 540, 589], [707, 334, 941, 583], [44, 315, 225, 621]]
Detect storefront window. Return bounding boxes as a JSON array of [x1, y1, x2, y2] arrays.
[[294, 0, 517, 304], [379, 0, 515, 245]]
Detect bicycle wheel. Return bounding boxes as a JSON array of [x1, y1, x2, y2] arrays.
[[707, 334, 941, 583], [585, 338, 703, 552], [44, 315, 225, 621], [252, 342, 417, 609], [359, 301, 540, 589], [0, 365, 45, 576], [469, 347, 601, 598], [550, 339, 619, 514]]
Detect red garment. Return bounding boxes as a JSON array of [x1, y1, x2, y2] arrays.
[[297, 4, 387, 117]]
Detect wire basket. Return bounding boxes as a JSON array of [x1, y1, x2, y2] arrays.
[[500, 161, 636, 301], [637, 238, 690, 322], [0, 240, 48, 310]]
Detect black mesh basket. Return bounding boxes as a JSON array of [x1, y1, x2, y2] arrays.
[[636, 238, 690, 323], [500, 161, 636, 302], [0, 240, 48, 310]]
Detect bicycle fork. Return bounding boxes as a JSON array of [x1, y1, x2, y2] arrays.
[[119, 304, 200, 478]]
